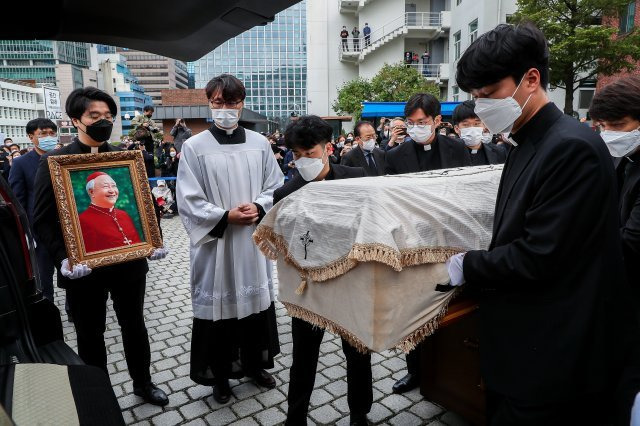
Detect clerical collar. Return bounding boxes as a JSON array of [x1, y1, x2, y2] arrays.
[[90, 203, 115, 213], [75, 137, 108, 153], [510, 102, 560, 147], [209, 125, 246, 144]]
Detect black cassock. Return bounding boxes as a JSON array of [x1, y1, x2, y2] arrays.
[[463, 103, 640, 423]]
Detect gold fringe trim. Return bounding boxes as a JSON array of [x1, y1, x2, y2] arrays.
[[393, 288, 460, 353], [295, 278, 307, 295], [282, 301, 370, 354], [254, 224, 465, 283], [283, 288, 459, 354]]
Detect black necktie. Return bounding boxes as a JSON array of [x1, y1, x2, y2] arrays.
[[365, 151, 377, 174]]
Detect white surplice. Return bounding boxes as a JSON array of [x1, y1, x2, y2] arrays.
[[177, 127, 284, 321]]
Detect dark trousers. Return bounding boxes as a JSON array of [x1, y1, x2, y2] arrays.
[[286, 318, 372, 424], [405, 343, 422, 377], [486, 390, 607, 425], [341, 39, 349, 51], [364, 35, 370, 46], [66, 275, 151, 388], [35, 238, 55, 302], [353, 39, 360, 51]]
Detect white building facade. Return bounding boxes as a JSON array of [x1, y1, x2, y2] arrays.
[[0, 79, 46, 147], [308, 0, 591, 119], [307, 0, 451, 118]]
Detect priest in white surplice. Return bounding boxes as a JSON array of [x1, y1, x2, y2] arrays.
[[177, 74, 284, 404]]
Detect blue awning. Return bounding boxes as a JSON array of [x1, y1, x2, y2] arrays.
[[361, 101, 462, 118]]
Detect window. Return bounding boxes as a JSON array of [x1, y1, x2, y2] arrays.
[[456, 0, 462, 4], [620, 2, 636, 34], [578, 89, 595, 110], [454, 31, 461, 60], [469, 19, 478, 44], [452, 86, 460, 102]]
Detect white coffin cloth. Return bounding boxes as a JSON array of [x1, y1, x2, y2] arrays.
[[254, 165, 503, 352]]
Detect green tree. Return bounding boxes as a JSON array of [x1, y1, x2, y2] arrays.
[[370, 63, 440, 102], [333, 77, 372, 121], [513, 0, 640, 115], [333, 63, 440, 120]]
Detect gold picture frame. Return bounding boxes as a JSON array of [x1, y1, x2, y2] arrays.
[[47, 150, 163, 269]]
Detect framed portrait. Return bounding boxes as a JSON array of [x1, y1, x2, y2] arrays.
[[47, 150, 163, 269]]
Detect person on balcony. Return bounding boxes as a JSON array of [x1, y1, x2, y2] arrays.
[[352, 26, 360, 51], [340, 26, 349, 51], [422, 50, 431, 76], [363, 23, 371, 47]]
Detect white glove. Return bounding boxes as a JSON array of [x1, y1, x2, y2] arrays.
[[445, 252, 466, 286], [149, 247, 169, 261], [61, 259, 92, 279]]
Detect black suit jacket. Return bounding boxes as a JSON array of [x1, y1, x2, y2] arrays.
[[384, 134, 470, 174], [463, 103, 632, 403], [482, 142, 507, 164], [7, 149, 40, 224], [33, 138, 148, 289], [616, 154, 640, 291], [340, 146, 386, 176], [274, 163, 365, 204]]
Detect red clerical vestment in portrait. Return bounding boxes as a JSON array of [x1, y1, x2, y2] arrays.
[[79, 204, 142, 253]]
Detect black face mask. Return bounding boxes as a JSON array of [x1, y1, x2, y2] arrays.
[[81, 119, 113, 142]]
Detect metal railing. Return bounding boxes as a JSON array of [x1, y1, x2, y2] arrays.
[[406, 63, 441, 78], [338, 12, 443, 59]]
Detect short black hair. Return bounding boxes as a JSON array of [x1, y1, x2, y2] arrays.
[[353, 121, 375, 137], [284, 115, 333, 150], [452, 100, 479, 125], [205, 74, 246, 102], [143, 105, 154, 113], [26, 118, 57, 135], [66, 87, 117, 120], [589, 76, 640, 122], [456, 23, 549, 92], [4, 138, 12, 143], [9, 144, 20, 150], [404, 93, 441, 118]]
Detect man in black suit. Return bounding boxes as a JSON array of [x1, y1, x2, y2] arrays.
[[341, 121, 386, 176], [385, 93, 471, 395], [452, 100, 506, 166], [445, 23, 639, 424], [275, 116, 371, 426], [32, 87, 170, 407], [385, 93, 470, 176]]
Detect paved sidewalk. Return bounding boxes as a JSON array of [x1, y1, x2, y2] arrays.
[[54, 216, 470, 426]]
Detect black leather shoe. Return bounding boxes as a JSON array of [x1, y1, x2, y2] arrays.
[[350, 415, 370, 425], [134, 382, 169, 406], [212, 379, 231, 404], [392, 373, 419, 394], [248, 369, 276, 389]]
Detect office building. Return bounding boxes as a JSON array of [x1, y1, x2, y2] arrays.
[[0, 79, 46, 146], [0, 41, 90, 84], [192, 0, 307, 127], [116, 49, 189, 105]]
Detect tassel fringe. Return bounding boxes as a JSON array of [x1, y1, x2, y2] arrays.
[[254, 225, 464, 283]]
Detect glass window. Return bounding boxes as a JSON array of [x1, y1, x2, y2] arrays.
[[469, 19, 479, 44], [452, 86, 460, 102], [578, 89, 595, 110], [620, 2, 636, 34], [454, 31, 461, 60]]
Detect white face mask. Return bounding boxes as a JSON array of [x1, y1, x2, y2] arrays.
[[337, 142, 344, 148], [362, 139, 376, 151], [481, 133, 493, 144], [460, 126, 484, 147], [295, 150, 327, 181], [474, 76, 533, 135], [600, 129, 640, 157], [211, 109, 240, 128], [407, 124, 433, 144]]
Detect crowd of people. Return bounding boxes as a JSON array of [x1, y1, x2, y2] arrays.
[[3, 20, 640, 426]]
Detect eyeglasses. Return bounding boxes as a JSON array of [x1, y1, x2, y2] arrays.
[[209, 99, 243, 108]]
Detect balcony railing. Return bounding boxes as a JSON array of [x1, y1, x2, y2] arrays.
[[406, 63, 442, 78], [339, 12, 445, 60]]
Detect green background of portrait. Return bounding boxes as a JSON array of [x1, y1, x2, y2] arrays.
[[70, 167, 145, 241]]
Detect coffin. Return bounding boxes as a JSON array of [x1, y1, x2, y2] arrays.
[[254, 165, 503, 353]]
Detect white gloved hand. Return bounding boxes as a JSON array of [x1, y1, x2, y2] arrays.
[[149, 247, 169, 261], [445, 252, 466, 286], [61, 259, 92, 279]]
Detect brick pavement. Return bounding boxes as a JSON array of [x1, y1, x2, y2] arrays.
[[54, 216, 470, 426]]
